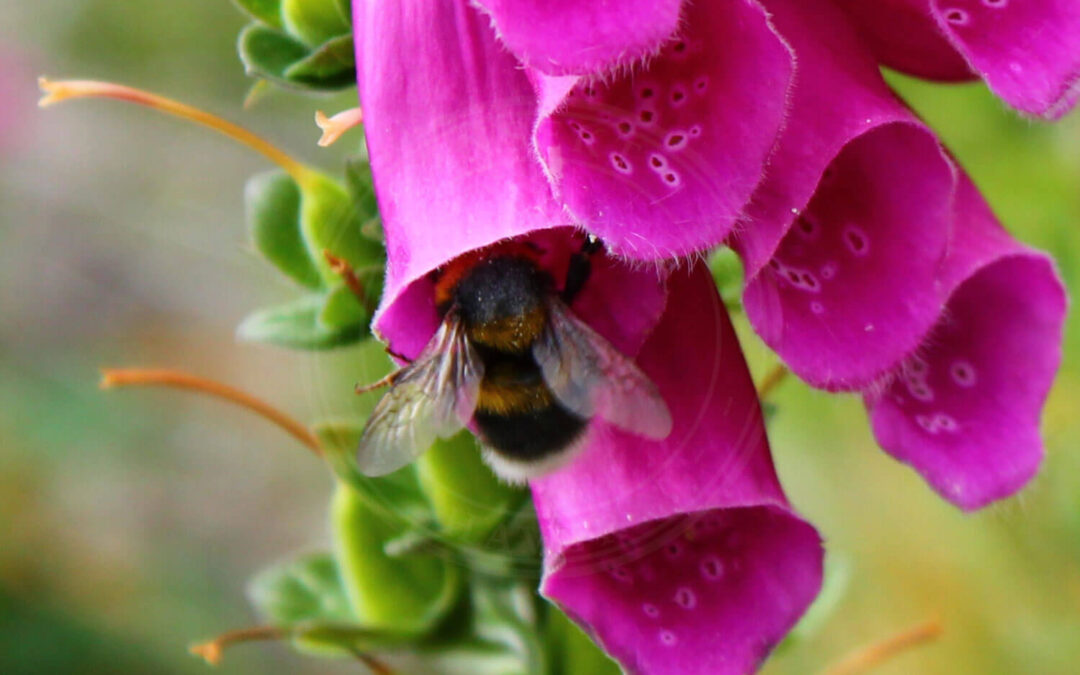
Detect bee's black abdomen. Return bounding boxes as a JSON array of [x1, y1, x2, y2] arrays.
[[474, 404, 587, 463], [454, 256, 547, 328]]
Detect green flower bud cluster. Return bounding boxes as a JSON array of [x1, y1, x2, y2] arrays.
[[234, 0, 355, 91], [238, 160, 384, 349]]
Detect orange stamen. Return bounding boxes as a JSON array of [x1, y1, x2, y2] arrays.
[[315, 107, 363, 147], [38, 77, 316, 187], [100, 368, 321, 456], [822, 618, 943, 675]]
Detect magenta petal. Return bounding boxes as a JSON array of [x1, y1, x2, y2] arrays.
[[533, 265, 823, 674], [732, 0, 922, 276], [533, 0, 794, 259], [744, 125, 954, 390], [475, 0, 682, 76], [834, 0, 1080, 117], [866, 179, 1066, 510], [830, 0, 975, 80], [354, 0, 567, 350], [927, 0, 1080, 118]]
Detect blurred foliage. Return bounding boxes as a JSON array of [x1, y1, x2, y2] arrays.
[[2, 0, 1080, 673]]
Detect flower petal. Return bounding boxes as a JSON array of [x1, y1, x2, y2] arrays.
[[744, 124, 955, 390], [533, 0, 794, 259], [475, 0, 683, 76], [353, 0, 567, 351], [732, 0, 921, 276], [533, 264, 823, 674], [866, 178, 1066, 510], [834, 0, 1080, 117]]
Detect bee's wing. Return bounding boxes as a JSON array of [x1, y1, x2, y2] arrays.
[[356, 313, 484, 476], [533, 299, 672, 440]]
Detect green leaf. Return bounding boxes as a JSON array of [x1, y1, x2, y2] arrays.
[[299, 172, 386, 281], [319, 282, 371, 329], [344, 158, 383, 241], [249, 552, 354, 626], [238, 23, 309, 84], [284, 34, 355, 85], [471, 581, 547, 675], [237, 295, 365, 350], [332, 481, 464, 636], [334, 0, 351, 24], [232, 0, 283, 28], [245, 170, 323, 289], [415, 431, 524, 542], [238, 23, 352, 91], [314, 421, 432, 519], [545, 605, 620, 675], [247, 552, 416, 658], [282, 0, 350, 46]]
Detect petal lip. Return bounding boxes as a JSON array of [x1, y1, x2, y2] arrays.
[[926, 0, 1080, 118], [833, 0, 1080, 117], [866, 179, 1067, 510], [475, 0, 684, 76], [533, 264, 823, 674], [532, 0, 795, 260], [744, 122, 957, 391], [733, 0, 921, 277]]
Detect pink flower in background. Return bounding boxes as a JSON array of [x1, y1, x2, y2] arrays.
[[353, 0, 1069, 669], [831, 0, 1080, 118]]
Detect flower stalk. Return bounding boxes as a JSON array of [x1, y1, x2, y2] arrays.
[[189, 624, 398, 673], [99, 368, 322, 457], [821, 617, 942, 675], [37, 78, 319, 189]]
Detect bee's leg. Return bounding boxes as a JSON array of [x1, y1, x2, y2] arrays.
[[354, 347, 414, 394], [561, 234, 602, 304], [355, 369, 403, 394]]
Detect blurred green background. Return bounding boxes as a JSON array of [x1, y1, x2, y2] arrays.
[[1, 1, 1078, 673]]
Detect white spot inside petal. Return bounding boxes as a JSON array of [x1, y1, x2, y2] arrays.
[[943, 8, 970, 24], [700, 555, 725, 581], [669, 84, 688, 107], [610, 152, 632, 175], [664, 131, 688, 150], [843, 226, 869, 256], [950, 360, 977, 387], [674, 587, 697, 610]]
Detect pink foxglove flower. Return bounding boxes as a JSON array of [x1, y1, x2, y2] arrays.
[[355, 0, 822, 671]]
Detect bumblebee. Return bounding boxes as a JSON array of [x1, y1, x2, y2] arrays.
[[356, 236, 672, 482]]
